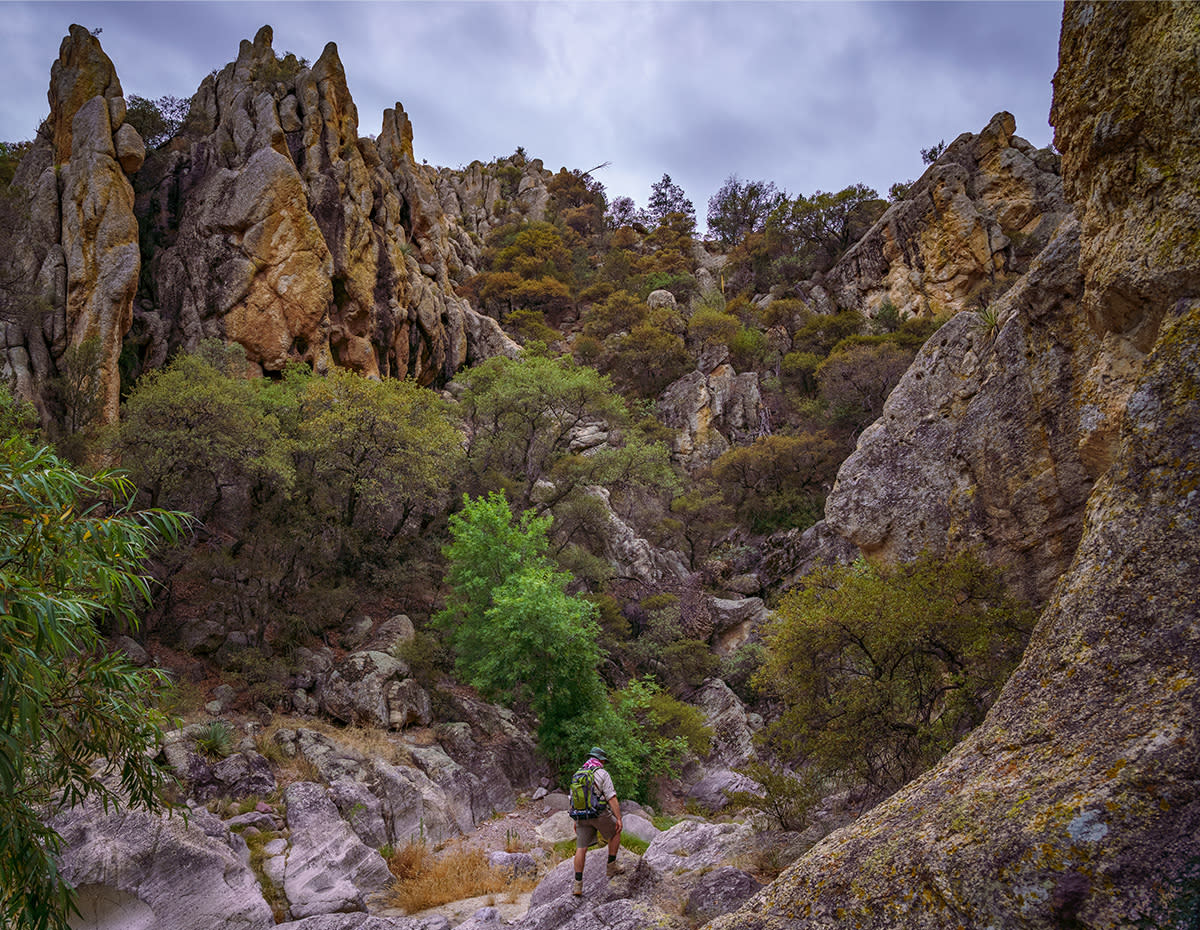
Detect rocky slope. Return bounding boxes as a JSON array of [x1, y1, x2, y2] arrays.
[[707, 3, 1200, 927]]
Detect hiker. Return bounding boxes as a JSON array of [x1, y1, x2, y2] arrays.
[[569, 746, 624, 896]]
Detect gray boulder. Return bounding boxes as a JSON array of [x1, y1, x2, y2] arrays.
[[207, 750, 276, 800], [488, 851, 538, 880], [518, 897, 681, 930], [642, 820, 753, 876], [693, 678, 757, 770], [361, 613, 417, 651], [620, 812, 659, 845], [319, 651, 431, 730], [535, 810, 576, 845], [112, 634, 150, 666], [51, 799, 273, 930], [453, 906, 504, 929], [686, 770, 759, 813], [281, 782, 393, 919], [329, 778, 389, 848], [276, 916, 449, 930]]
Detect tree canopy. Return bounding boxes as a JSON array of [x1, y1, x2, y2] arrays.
[[754, 554, 1033, 795]]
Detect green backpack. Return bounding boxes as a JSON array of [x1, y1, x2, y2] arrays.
[[568, 766, 605, 820]]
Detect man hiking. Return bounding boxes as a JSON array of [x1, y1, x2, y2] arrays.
[[568, 746, 624, 896]]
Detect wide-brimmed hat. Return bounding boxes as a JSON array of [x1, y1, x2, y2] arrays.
[[588, 746, 608, 761]]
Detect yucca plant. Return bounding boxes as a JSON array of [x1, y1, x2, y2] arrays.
[[194, 720, 235, 760]]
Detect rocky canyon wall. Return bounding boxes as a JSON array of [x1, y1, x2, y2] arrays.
[[709, 3, 1200, 927]]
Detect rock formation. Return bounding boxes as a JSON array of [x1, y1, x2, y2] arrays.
[[4, 24, 521, 433], [51, 799, 276, 930], [3, 25, 143, 427], [707, 3, 1200, 927], [818, 110, 1068, 322], [134, 25, 517, 384], [433, 154, 554, 244], [658, 344, 764, 470], [822, 220, 1092, 603]]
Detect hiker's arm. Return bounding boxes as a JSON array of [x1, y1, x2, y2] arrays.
[[609, 795, 622, 829]]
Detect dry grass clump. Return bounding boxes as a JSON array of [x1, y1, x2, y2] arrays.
[[256, 715, 414, 769], [385, 841, 535, 913]]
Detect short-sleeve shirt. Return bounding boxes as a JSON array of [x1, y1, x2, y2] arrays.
[[591, 766, 616, 804]]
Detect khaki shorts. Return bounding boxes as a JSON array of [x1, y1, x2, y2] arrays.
[[574, 810, 618, 849]]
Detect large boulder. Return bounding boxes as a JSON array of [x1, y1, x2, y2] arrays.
[[691, 678, 756, 770], [280, 781, 393, 919], [685, 866, 762, 924], [658, 346, 763, 470], [641, 820, 753, 877], [318, 650, 431, 729], [51, 799, 274, 930], [707, 4, 1200, 928]]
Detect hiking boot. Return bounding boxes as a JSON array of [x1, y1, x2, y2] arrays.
[[572, 879, 583, 897], [606, 860, 625, 878]]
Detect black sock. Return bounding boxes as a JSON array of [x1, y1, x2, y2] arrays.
[[607, 854, 616, 863], [575, 872, 583, 881]]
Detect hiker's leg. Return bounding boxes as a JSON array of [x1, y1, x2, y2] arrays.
[[574, 845, 586, 874]]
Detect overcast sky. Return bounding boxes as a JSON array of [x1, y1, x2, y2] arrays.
[[3, 1, 1064, 221]]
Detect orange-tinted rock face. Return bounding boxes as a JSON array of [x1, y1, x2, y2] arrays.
[[821, 111, 1069, 324]]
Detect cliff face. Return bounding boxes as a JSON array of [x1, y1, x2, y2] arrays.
[[821, 220, 1093, 604], [818, 111, 1068, 322], [709, 3, 1200, 927]]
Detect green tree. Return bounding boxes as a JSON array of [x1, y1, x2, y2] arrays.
[[117, 349, 289, 521], [816, 341, 916, 429], [0, 140, 33, 187], [765, 183, 884, 276], [0, 392, 188, 930], [706, 175, 784, 249], [454, 350, 674, 518], [709, 432, 842, 532], [118, 349, 463, 646], [755, 554, 1034, 794], [433, 491, 608, 769], [295, 366, 463, 557], [124, 95, 189, 148], [646, 173, 695, 234], [467, 221, 577, 324], [604, 321, 690, 398], [921, 139, 947, 164]]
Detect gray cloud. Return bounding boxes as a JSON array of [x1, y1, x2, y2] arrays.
[[2, 1, 1063, 220]]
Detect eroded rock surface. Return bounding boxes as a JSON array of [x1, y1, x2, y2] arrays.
[[4, 24, 143, 427], [824, 219, 1093, 602], [136, 25, 517, 383], [50, 799, 274, 930]]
